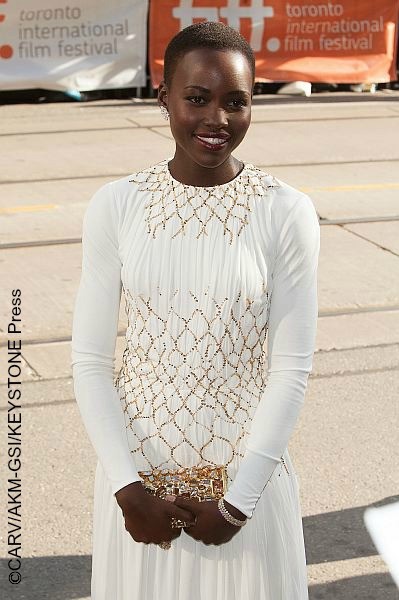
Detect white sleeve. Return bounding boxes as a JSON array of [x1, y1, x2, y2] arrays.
[[70, 183, 142, 496], [223, 192, 320, 518]]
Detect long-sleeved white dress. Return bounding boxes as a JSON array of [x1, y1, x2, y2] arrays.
[[71, 158, 320, 600]]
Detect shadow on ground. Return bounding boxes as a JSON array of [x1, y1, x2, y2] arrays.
[[309, 573, 399, 600], [0, 554, 91, 600], [304, 495, 399, 564], [304, 495, 399, 599], [1, 496, 398, 599]]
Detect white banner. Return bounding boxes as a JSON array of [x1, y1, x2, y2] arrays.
[[0, 0, 148, 91]]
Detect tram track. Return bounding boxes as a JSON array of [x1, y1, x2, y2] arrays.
[[1, 112, 399, 139], [1, 158, 399, 187], [1, 309, 398, 352], [1, 214, 398, 251]]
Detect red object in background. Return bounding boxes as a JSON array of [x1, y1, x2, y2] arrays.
[[0, 0, 7, 23], [149, 0, 399, 87], [0, 44, 12, 58], [0, 0, 11, 57]]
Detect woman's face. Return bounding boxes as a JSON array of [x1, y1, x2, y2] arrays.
[[158, 48, 253, 181]]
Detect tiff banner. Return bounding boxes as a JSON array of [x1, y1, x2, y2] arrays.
[[0, 0, 148, 91], [149, 0, 399, 87]]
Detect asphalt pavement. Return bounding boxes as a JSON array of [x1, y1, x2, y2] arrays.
[[0, 90, 399, 600]]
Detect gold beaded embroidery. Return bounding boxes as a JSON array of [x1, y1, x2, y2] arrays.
[[128, 159, 280, 244], [114, 284, 271, 472]]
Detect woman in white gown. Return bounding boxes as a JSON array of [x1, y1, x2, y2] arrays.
[[71, 21, 320, 600]]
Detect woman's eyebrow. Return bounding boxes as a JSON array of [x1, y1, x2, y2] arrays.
[[184, 85, 250, 96], [184, 85, 210, 92], [226, 90, 251, 96]]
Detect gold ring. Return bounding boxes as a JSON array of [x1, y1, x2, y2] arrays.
[[158, 541, 171, 550], [170, 517, 188, 528]]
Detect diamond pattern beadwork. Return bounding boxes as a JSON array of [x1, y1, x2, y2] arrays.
[[114, 283, 271, 473], [128, 159, 279, 244]]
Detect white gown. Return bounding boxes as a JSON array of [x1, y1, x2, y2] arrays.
[[71, 158, 320, 600]]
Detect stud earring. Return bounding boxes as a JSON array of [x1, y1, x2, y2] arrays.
[[159, 105, 170, 121]]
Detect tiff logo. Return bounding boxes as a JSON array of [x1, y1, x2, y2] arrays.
[[172, 0, 274, 52]]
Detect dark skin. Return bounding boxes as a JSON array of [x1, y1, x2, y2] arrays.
[[115, 482, 196, 545], [158, 47, 254, 187], [116, 46, 253, 546]]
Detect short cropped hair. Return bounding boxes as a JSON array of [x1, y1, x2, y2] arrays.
[[163, 21, 255, 87]]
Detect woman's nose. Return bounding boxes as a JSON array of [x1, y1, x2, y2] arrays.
[[202, 105, 228, 128]]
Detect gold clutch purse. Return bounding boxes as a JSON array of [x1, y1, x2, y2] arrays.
[[138, 464, 228, 528]]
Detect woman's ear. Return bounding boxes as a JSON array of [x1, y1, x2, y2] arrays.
[[158, 80, 168, 110]]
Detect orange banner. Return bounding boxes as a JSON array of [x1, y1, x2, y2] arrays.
[[149, 0, 399, 87]]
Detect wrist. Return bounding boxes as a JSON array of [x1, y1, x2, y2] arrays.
[[222, 500, 247, 521], [218, 498, 247, 527]]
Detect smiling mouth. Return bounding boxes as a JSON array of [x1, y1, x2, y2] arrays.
[[194, 135, 230, 150]]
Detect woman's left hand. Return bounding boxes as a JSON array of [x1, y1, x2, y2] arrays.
[[173, 497, 246, 545]]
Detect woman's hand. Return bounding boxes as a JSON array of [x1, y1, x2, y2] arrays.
[[115, 482, 196, 545], [173, 496, 246, 545]]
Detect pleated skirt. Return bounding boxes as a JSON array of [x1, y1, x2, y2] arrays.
[[90, 449, 309, 600]]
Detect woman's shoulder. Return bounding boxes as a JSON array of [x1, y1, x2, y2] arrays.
[[87, 161, 164, 212], [92, 160, 169, 205], [243, 164, 319, 247], [244, 163, 311, 207], [246, 163, 318, 223], [242, 162, 279, 192]]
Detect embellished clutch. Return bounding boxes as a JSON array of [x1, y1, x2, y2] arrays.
[[138, 464, 228, 528]]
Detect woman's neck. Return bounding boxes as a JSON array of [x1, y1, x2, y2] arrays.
[[168, 154, 244, 187]]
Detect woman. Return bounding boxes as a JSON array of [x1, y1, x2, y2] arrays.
[[71, 21, 320, 600]]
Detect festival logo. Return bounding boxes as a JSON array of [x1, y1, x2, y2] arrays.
[[149, 0, 399, 86], [0, 0, 148, 91]]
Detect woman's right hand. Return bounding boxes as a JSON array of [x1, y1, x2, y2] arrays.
[[115, 482, 196, 544]]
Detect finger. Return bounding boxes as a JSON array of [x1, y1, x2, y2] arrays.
[[183, 526, 201, 540], [170, 505, 197, 525], [164, 494, 176, 502], [174, 496, 200, 513]]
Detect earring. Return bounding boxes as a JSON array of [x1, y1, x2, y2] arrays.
[[160, 105, 169, 121]]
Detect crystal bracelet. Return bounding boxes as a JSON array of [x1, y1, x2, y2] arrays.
[[217, 498, 247, 527]]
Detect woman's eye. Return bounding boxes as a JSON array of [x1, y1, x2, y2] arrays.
[[229, 99, 246, 108], [187, 96, 205, 104], [186, 96, 247, 108]]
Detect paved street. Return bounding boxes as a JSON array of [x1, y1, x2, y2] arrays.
[[1, 91, 399, 599]]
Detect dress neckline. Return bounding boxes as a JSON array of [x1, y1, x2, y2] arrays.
[[128, 159, 281, 244], [163, 158, 250, 191], [129, 158, 280, 201]]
